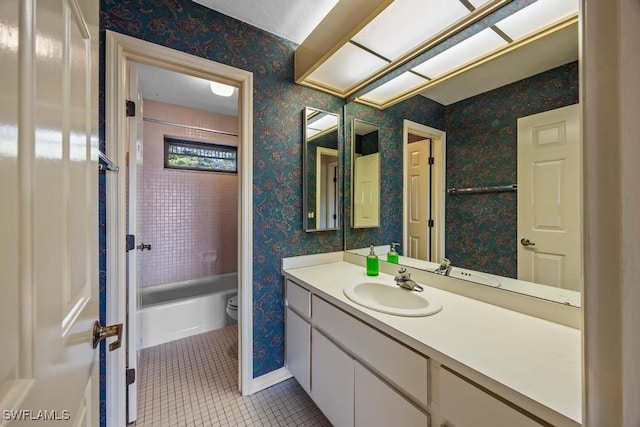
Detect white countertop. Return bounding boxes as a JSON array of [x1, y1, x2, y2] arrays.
[[283, 261, 582, 425]]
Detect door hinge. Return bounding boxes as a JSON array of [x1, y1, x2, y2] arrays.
[[428, 157, 434, 165], [126, 368, 136, 386], [126, 235, 135, 252], [428, 219, 434, 228], [126, 100, 136, 117]]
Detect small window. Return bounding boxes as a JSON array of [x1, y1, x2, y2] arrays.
[[164, 137, 237, 173]]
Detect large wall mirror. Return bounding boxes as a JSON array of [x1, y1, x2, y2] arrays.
[[352, 119, 380, 228], [304, 107, 341, 232], [343, 2, 582, 307]]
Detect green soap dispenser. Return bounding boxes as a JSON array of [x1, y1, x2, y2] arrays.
[[387, 242, 399, 264], [366, 245, 379, 276]]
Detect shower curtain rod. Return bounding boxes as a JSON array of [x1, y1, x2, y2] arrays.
[[143, 117, 239, 137]]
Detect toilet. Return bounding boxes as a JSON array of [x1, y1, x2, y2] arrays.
[[226, 294, 238, 321]]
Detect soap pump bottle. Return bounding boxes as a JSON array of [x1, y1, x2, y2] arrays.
[[387, 243, 400, 264], [366, 245, 379, 276]]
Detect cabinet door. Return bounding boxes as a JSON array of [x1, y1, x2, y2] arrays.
[[355, 362, 430, 427], [311, 329, 354, 427], [286, 307, 311, 393]]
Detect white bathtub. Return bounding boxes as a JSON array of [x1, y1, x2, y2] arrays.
[[138, 273, 237, 349]]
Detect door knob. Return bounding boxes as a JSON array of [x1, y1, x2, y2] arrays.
[[520, 238, 536, 247], [136, 243, 151, 251], [92, 321, 123, 351]]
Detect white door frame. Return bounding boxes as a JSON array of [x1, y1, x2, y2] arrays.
[[105, 31, 254, 426], [315, 147, 338, 229], [402, 120, 446, 262]]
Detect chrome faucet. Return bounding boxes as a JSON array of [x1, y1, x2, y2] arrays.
[[434, 258, 452, 276], [394, 267, 423, 292]]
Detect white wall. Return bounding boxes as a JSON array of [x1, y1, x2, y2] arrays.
[[583, 0, 640, 424]]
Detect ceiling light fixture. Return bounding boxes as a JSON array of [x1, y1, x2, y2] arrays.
[[209, 81, 235, 97]]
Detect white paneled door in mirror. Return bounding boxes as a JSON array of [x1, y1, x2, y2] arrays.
[[517, 104, 582, 292]]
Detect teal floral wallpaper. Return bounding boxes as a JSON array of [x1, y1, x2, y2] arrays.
[[445, 61, 579, 277], [98, 0, 344, 405]]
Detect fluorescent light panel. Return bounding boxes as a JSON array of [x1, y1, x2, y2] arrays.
[[308, 113, 339, 136], [494, 0, 578, 41], [411, 28, 507, 79], [352, 0, 471, 61], [359, 71, 428, 104], [307, 42, 389, 92]]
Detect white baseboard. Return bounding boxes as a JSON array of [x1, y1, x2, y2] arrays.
[[249, 367, 293, 394]]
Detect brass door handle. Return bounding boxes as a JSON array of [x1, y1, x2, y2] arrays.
[[92, 321, 123, 351], [520, 238, 536, 247]]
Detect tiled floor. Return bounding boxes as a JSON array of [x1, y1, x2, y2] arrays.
[[134, 325, 330, 426]]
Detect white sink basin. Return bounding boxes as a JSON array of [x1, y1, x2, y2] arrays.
[[343, 282, 443, 317], [449, 269, 501, 288]]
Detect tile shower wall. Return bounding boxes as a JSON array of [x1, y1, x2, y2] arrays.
[[140, 100, 238, 287]]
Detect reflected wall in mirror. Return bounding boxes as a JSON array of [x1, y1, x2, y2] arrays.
[[304, 107, 341, 231], [352, 120, 380, 228], [343, 12, 581, 306], [344, 97, 444, 249]]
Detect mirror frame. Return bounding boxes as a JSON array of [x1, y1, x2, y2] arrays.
[[303, 106, 342, 232], [351, 118, 381, 229]]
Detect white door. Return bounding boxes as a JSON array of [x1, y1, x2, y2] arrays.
[[517, 104, 582, 291], [315, 147, 338, 229], [353, 153, 380, 228], [406, 139, 431, 260], [126, 63, 144, 423], [0, 0, 101, 425], [325, 160, 338, 228]]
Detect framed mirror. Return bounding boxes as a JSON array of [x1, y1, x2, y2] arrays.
[[352, 119, 380, 228], [343, 5, 581, 307], [303, 107, 341, 232]]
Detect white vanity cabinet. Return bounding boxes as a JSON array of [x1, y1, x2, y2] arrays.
[[439, 368, 543, 427], [285, 278, 431, 427], [283, 261, 581, 427], [285, 308, 310, 393], [311, 329, 354, 427], [284, 280, 311, 393], [354, 362, 430, 427]]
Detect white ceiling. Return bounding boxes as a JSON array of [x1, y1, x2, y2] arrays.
[[137, 63, 239, 117], [193, 0, 339, 44]]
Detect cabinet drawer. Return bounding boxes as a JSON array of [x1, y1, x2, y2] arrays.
[[312, 295, 429, 407], [355, 362, 430, 427], [440, 368, 543, 427], [286, 279, 311, 317]]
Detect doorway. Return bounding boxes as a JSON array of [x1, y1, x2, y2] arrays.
[[105, 31, 254, 426], [316, 147, 339, 229], [125, 60, 245, 423], [402, 120, 446, 262]]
